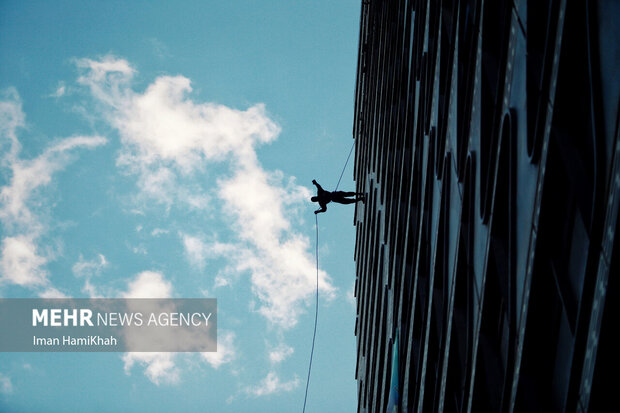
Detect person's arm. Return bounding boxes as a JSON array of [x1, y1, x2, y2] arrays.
[[312, 179, 325, 193], [314, 202, 327, 214]]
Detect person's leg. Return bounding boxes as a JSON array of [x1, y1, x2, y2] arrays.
[[332, 198, 358, 205], [332, 192, 365, 204], [331, 192, 347, 203]]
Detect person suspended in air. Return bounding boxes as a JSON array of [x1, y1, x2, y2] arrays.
[[310, 179, 365, 214]]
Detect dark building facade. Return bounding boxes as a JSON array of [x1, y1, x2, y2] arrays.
[[352, 1, 619, 412]]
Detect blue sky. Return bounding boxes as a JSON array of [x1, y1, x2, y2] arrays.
[[0, 1, 361, 411]]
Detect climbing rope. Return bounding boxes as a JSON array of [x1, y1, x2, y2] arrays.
[[302, 214, 320, 413], [334, 141, 356, 191], [303, 140, 355, 411]]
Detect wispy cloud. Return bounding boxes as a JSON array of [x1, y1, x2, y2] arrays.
[[122, 270, 173, 299], [0, 88, 24, 162], [200, 330, 236, 369], [122, 352, 180, 386], [76, 55, 276, 210], [180, 232, 209, 269], [0, 372, 13, 394], [75, 55, 335, 330], [147, 38, 172, 59], [151, 228, 169, 237], [121, 270, 180, 385], [73, 253, 108, 277], [38, 286, 68, 299], [347, 281, 356, 309], [216, 167, 334, 329], [0, 89, 107, 295], [0, 235, 48, 287], [72, 253, 108, 297], [120, 271, 236, 384], [268, 343, 294, 364], [244, 371, 299, 397], [50, 81, 66, 98], [0, 134, 106, 232]]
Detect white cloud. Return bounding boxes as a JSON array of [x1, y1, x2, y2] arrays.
[[0, 88, 24, 162], [122, 270, 173, 299], [81, 278, 100, 298], [151, 228, 169, 237], [180, 232, 209, 269], [38, 286, 69, 298], [76, 55, 279, 209], [75, 56, 135, 109], [213, 274, 231, 288], [120, 271, 180, 385], [245, 371, 299, 397], [0, 89, 107, 295], [0, 372, 13, 394], [122, 352, 180, 386], [72, 253, 108, 278], [51, 81, 66, 98], [217, 167, 334, 329], [147, 38, 171, 59], [113, 76, 279, 169], [0, 235, 48, 287], [268, 343, 294, 364], [347, 281, 356, 309], [75, 56, 335, 330], [0, 134, 108, 232], [72, 253, 108, 297], [200, 330, 236, 369], [120, 271, 235, 383], [130, 244, 147, 255]]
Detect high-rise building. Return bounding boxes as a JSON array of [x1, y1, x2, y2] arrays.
[[352, 1, 619, 412]]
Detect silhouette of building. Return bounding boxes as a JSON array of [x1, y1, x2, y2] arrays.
[[351, 1, 619, 411]]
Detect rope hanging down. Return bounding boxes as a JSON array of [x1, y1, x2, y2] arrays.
[[303, 141, 355, 411], [302, 214, 320, 413]]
